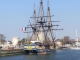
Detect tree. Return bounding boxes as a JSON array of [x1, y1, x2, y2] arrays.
[[0, 34, 6, 44], [68, 39, 75, 45], [60, 36, 71, 45], [64, 36, 70, 44], [21, 38, 25, 44]]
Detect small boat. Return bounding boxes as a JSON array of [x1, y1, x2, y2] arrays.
[[71, 47, 80, 50], [71, 30, 80, 50], [38, 49, 46, 54], [8, 46, 14, 50], [38, 52, 46, 55]]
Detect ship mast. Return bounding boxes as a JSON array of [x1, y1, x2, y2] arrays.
[[33, 3, 37, 41], [47, 0, 51, 26], [33, 3, 37, 28], [37, 0, 45, 43], [47, 0, 52, 37], [46, 0, 63, 49], [39, 0, 44, 19], [47, 0, 55, 48]]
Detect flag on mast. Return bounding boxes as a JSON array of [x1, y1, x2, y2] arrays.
[[22, 27, 26, 31], [22, 28, 24, 31]]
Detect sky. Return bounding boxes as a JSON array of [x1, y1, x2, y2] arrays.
[[0, 0, 80, 40]]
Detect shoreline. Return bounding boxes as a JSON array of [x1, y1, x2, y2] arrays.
[[0, 49, 25, 56]]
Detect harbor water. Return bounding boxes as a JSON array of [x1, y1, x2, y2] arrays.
[[0, 50, 80, 60]]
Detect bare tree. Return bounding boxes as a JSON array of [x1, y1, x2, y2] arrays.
[[0, 34, 6, 45], [60, 36, 71, 45]]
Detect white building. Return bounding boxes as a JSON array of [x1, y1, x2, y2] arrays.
[[12, 37, 19, 46]]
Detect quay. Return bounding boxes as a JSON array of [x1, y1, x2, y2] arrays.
[[0, 49, 25, 56]]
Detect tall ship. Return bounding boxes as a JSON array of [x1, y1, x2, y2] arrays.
[[22, 0, 63, 54]]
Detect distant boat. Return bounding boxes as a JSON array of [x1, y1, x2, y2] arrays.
[[71, 30, 80, 50]]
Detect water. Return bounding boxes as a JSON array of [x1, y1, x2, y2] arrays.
[[0, 50, 80, 60]]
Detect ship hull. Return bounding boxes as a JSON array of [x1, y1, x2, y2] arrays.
[[24, 49, 55, 55], [24, 50, 38, 54], [24, 50, 47, 55], [23, 44, 55, 54]]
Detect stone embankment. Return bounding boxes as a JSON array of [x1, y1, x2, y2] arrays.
[[0, 49, 25, 56]]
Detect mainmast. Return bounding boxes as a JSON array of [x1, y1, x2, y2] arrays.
[[33, 3, 37, 28], [33, 3, 37, 41], [39, 0, 44, 19], [37, 0, 45, 43]]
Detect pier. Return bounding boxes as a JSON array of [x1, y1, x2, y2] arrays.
[[0, 49, 24, 56]]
